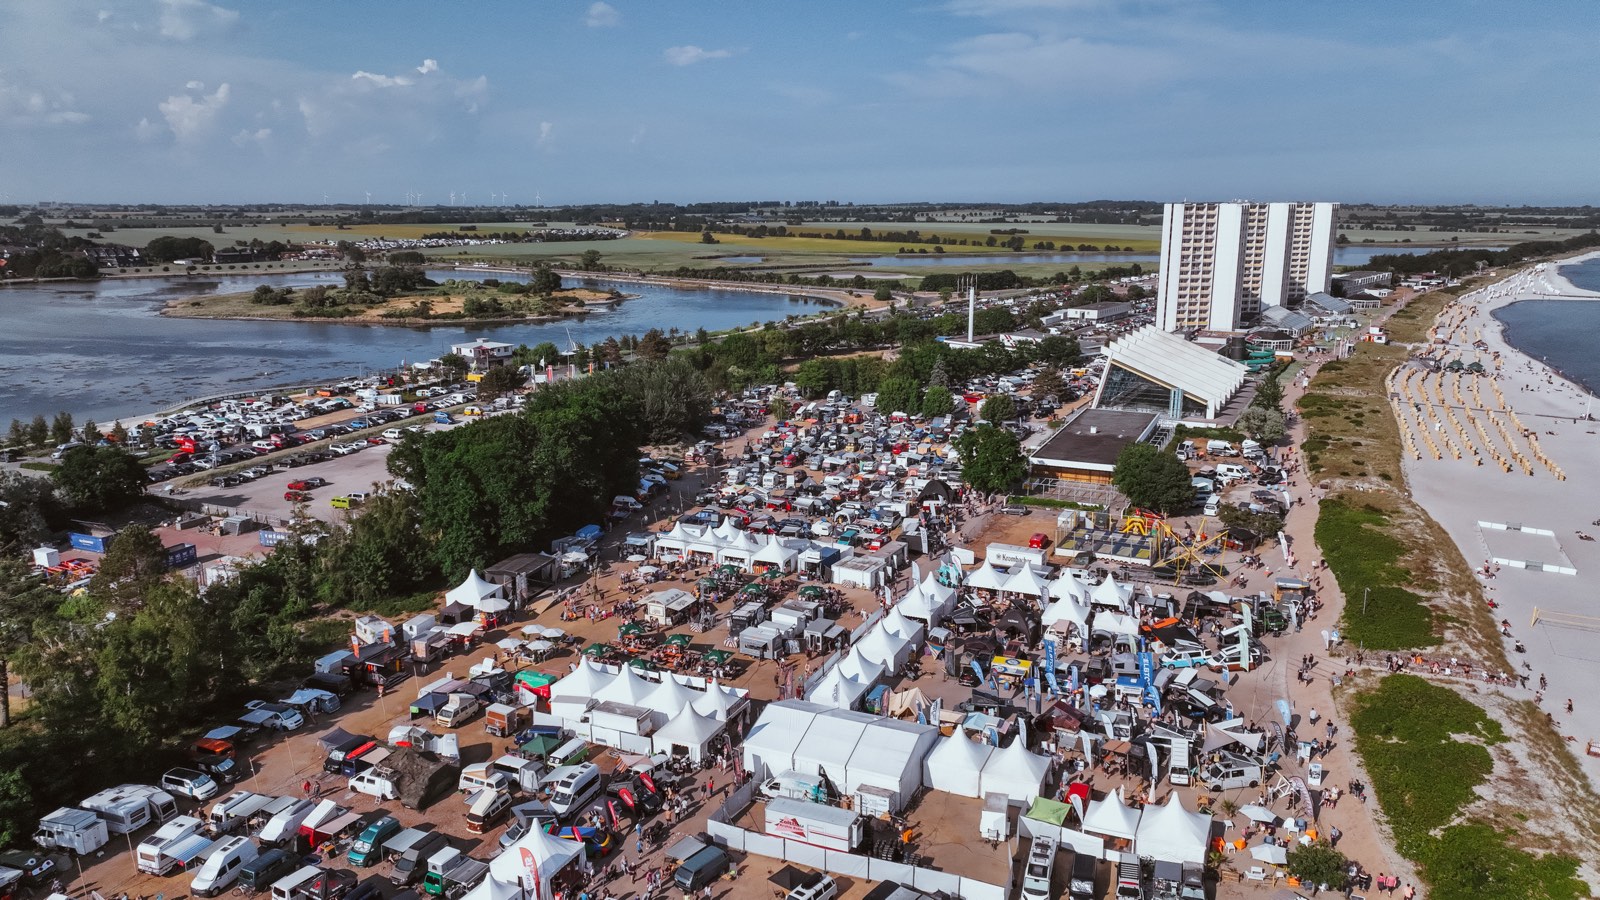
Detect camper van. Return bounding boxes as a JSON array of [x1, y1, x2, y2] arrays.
[[239, 849, 299, 893], [1215, 463, 1250, 484], [34, 808, 109, 855], [390, 833, 450, 886], [464, 790, 512, 834], [207, 791, 276, 835], [1201, 755, 1263, 792], [80, 784, 178, 834], [270, 866, 322, 900], [259, 799, 318, 847], [136, 815, 206, 875], [544, 764, 602, 821], [191, 836, 259, 896], [347, 816, 401, 868], [456, 765, 514, 797], [1021, 836, 1057, 900], [1204, 440, 1237, 457], [758, 771, 823, 801], [488, 756, 545, 792], [434, 694, 480, 729], [349, 769, 401, 802]]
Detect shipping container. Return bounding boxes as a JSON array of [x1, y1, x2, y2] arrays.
[[166, 543, 198, 569], [69, 532, 111, 553]]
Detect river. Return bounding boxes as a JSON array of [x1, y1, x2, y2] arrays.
[[0, 269, 832, 424]]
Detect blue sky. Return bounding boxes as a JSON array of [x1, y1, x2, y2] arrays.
[[3, 0, 1598, 205]]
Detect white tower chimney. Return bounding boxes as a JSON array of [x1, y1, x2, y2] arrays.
[[967, 285, 976, 343]]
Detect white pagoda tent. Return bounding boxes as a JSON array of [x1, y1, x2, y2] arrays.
[[836, 645, 886, 686], [753, 537, 800, 573], [1002, 565, 1051, 597], [640, 674, 703, 719], [594, 662, 655, 707], [469, 821, 583, 900], [1090, 575, 1134, 611], [446, 569, 504, 608], [966, 559, 1007, 592], [1083, 787, 1142, 843], [978, 737, 1051, 802], [651, 702, 724, 762], [921, 732, 993, 797], [1134, 793, 1211, 864], [807, 667, 870, 710], [855, 624, 913, 672], [1042, 597, 1090, 634]]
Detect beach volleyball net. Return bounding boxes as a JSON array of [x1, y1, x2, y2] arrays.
[[1530, 607, 1600, 633]]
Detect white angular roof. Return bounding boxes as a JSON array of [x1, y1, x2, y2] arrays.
[[922, 732, 993, 797], [446, 569, 503, 607], [641, 674, 702, 717], [1002, 565, 1050, 597], [1098, 326, 1248, 418], [967, 559, 1007, 591], [549, 657, 615, 701], [1084, 787, 1142, 840], [594, 661, 654, 706]]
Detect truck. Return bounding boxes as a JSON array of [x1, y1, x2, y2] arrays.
[[420, 849, 489, 899], [763, 797, 863, 853], [1068, 851, 1098, 900], [79, 784, 179, 834], [135, 815, 207, 875], [33, 808, 109, 855], [1116, 859, 1144, 900]]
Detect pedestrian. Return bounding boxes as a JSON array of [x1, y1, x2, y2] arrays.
[[706, 775, 716, 798], [302, 779, 313, 798], [1308, 706, 1320, 725]]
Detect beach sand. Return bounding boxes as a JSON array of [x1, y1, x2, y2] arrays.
[[1399, 251, 1600, 785]]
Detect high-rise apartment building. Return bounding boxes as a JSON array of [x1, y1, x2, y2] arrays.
[[1156, 201, 1338, 332]]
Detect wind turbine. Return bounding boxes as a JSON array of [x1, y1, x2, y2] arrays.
[[449, 192, 456, 205], [365, 191, 372, 205]]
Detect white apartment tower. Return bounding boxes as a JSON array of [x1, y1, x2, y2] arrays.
[[1156, 201, 1338, 332]]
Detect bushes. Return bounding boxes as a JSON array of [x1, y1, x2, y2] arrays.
[[1315, 500, 1435, 649]]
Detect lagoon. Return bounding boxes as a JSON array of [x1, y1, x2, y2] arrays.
[[0, 270, 830, 423]]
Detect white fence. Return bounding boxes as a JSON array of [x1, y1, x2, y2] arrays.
[[704, 781, 1009, 900]]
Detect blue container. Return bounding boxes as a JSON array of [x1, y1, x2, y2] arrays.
[[68, 532, 109, 553], [259, 529, 290, 547], [164, 543, 198, 569]]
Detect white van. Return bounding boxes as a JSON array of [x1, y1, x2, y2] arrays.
[[457, 764, 515, 796], [1021, 835, 1057, 900], [270, 865, 322, 900], [1202, 496, 1221, 518], [758, 770, 821, 801], [191, 836, 258, 897], [1216, 463, 1250, 482], [1160, 646, 1212, 670], [465, 789, 512, 834], [1205, 440, 1236, 457], [544, 764, 602, 820]]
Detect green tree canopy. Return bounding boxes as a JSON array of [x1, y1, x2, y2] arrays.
[[1031, 367, 1067, 403], [921, 386, 955, 418], [1112, 443, 1195, 514], [531, 265, 562, 294], [955, 424, 1027, 494], [875, 376, 922, 416], [144, 235, 214, 262], [1286, 842, 1347, 887], [980, 393, 1017, 423], [51, 446, 145, 513], [1235, 406, 1287, 443], [476, 364, 528, 400], [1034, 334, 1081, 368]]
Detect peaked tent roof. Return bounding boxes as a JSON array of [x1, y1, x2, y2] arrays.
[[692, 680, 748, 721], [549, 657, 616, 701], [446, 569, 504, 608], [921, 732, 993, 797], [1083, 787, 1142, 841], [1049, 571, 1091, 602], [806, 667, 869, 709], [855, 624, 911, 668], [1134, 793, 1212, 864], [754, 537, 800, 565], [967, 559, 1007, 591], [919, 572, 957, 605], [881, 607, 924, 643], [1091, 575, 1133, 607], [837, 646, 886, 685], [1002, 565, 1051, 597], [653, 702, 724, 750], [478, 820, 583, 898], [1042, 597, 1090, 632], [595, 662, 655, 706], [979, 737, 1051, 802], [640, 674, 703, 717]]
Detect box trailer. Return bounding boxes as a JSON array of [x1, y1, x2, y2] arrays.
[[763, 797, 863, 852]]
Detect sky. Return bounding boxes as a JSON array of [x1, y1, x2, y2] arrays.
[[3, 0, 1599, 206]]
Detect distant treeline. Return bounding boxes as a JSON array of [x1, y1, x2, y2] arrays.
[[1366, 231, 1600, 276]]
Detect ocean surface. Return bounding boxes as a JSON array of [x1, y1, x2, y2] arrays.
[[0, 269, 831, 424], [1494, 258, 1600, 397]]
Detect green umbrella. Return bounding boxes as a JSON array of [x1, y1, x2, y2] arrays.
[[628, 657, 657, 671], [619, 623, 646, 637], [718, 564, 739, 577], [665, 634, 692, 649], [583, 643, 612, 657], [703, 650, 732, 664], [761, 568, 782, 580], [698, 577, 718, 589], [741, 583, 765, 596], [799, 584, 824, 599]]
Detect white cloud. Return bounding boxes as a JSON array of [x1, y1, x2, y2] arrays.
[[0, 75, 91, 127], [585, 2, 621, 27], [537, 120, 553, 147], [158, 81, 229, 141], [352, 70, 413, 88], [97, 10, 112, 23], [186, 80, 205, 90], [663, 45, 732, 66], [231, 126, 270, 147], [134, 117, 162, 141], [416, 58, 439, 75], [158, 0, 239, 41], [629, 124, 647, 146]]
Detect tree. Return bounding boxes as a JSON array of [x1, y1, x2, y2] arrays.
[[1235, 406, 1287, 443], [476, 365, 528, 400], [921, 386, 955, 418], [86, 525, 169, 610], [980, 393, 1017, 424], [79, 418, 99, 444], [144, 235, 214, 262], [49, 411, 75, 446], [1253, 374, 1284, 411], [955, 424, 1027, 494], [1216, 502, 1284, 539], [6, 419, 24, 449], [1032, 368, 1067, 403], [605, 358, 714, 443], [1112, 443, 1195, 514], [531, 265, 563, 294], [768, 398, 793, 423], [578, 249, 605, 271], [0, 471, 59, 554], [51, 446, 145, 512], [25, 415, 48, 448], [438, 353, 470, 378], [1035, 334, 1080, 367], [699, 231, 717, 244], [316, 486, 432, 609], [873, 285, 893, 303], [110, 422, 129, 446], [1286, 842, 1347, 888], [876, 376, 922, 416], [928, 359, 951, 389], [637, 329, 673, 360], [0, 558, 58, 728]]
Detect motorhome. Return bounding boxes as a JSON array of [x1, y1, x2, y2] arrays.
[[464, 790, 512, 834], [1201, 754, 1264, 792], [270, 866, 322, 900], [34, 808, 108, 855], [207, 791, 276, 835], [259, 798, 319, 846], [434, 694, 480, 729], [136, 815, 206, 875], [79, 784, 178, 834], [543, 763, 602, 821], [389, 832, 450, 887], [1021, 836, 1057, 900]]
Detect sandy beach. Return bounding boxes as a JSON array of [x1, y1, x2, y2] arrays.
[[1397, 250, 1600, 785]]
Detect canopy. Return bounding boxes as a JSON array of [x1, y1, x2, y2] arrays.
[[1134, 793, 1211, 865], [665, 634, 692, 649], [966, 559, 1007, 591], [446, 569, 504, 608], [836, 646, 886, 686], [641, 674, 703, 717], [743, 699, 830, 777], [844, 717, 939, 806], [703, 649, 732, 665], [583, 643, 613, 656], [921, 732, 993, 798], [595, 662, 655, 706], [477, 597, 511, 614], [1049, 571, 1091, 602], [1002, 565, 1050, 598], [1090, 575, 1133, 610], [754, 538, 800, 570], [880, 607, 923, 643], [806, 667, 869, 709], [978, 737, 1050, 803], [692, 680, 747, 721], [473, 822, 583, 900], [618, 623, 646, 637], [1042, 597, 1090, 633], [1093, 612, 1140, 637], [854, 624, 913, 671], [1240, 805, 1279, 824], [651, 702, 724, 762], [1083, 788, 1142, 841], [1025, 798, 1073, 827], [548, 657, 615, 703], [1250, 844, 1288, 865]]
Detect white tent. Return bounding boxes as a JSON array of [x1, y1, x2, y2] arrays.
[[922, 732, 993, 797], [855, 624, 913, 672], [836, 645, 886, 686], [919, 572, 957, 607], [713, 518, 745, 543], [1134, 793, 1211, 864], [978, 738, 1051, 803], [1090, 575, 1133, 610], [692, 680, 749, 722], [967, 559, 1007, 591], [595, 662, 655, 707], [1083, 787, 1142, 842], [743, 699, 829, 778], [895, 584, 942, 626], [806, 667, 870, 710], [1093, 611, 1141, 637], [651, 702, 724, 762], [1049, 571, 1091, 603], [654, 521, 705, 558], [791, 710, 872, 781], [640, 674, 703, 718], [1002, 565, 1051, 597], [881, 607, 924, 644], [474, 821, 583, 900], [1042, 597, 1090, 634], [753, 537, 800, 572], [446, 569, 504, 608], [845, 718, 939, 812], [549, 657, 615, 702]]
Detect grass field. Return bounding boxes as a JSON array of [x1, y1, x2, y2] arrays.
[[1338, 225, 1592, 246]]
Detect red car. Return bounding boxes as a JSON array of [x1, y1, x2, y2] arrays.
[[1028, 532, 1050, 550], [365, 436, 387, 445], [284, 489, 311, 502], [286, 480, 310, 491]]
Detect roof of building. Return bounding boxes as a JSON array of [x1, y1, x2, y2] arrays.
[[1079, 301, 1132, 312], [1029, 408, 1159, 468], [1098, 327, 1249, 412], [1304, 292, 1354, 315], [1258, 305, 1317, 334], [1335, 270, 1383, 280]]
